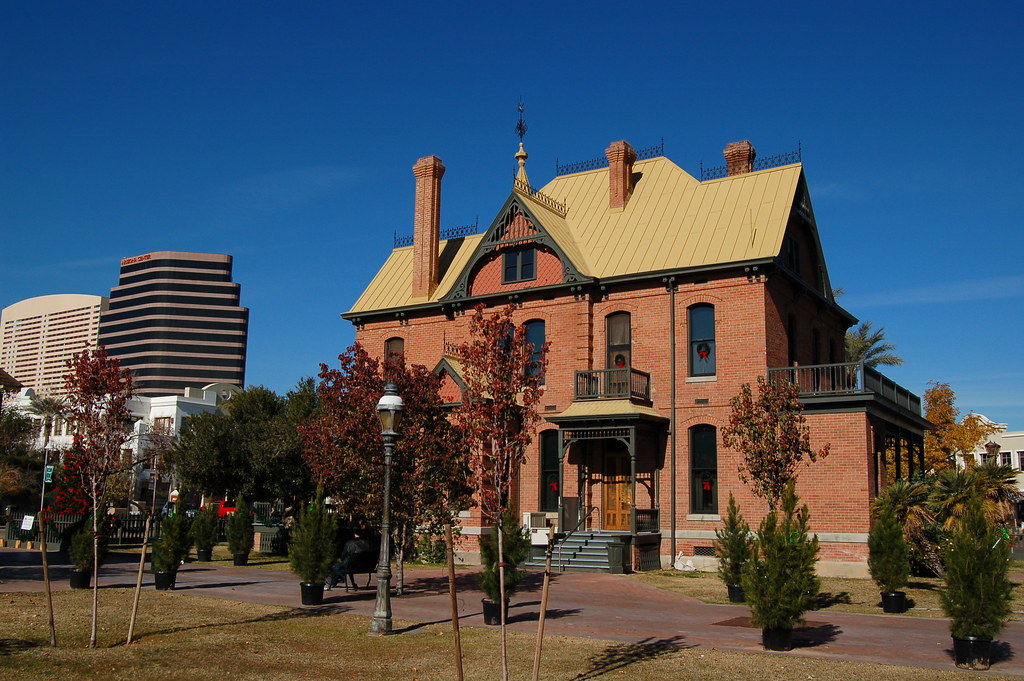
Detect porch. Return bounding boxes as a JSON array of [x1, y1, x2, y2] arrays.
[[546, 369, 668, 571]]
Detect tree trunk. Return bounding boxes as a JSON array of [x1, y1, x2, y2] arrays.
[[40, 526, 57, 647], [445, 522, 463, 681], [89, 484, 100, 648], [532, 530, 555, 681], [497, 519, 508, 681], [395, 523, 406, 597], [126, 513, 152, 644]]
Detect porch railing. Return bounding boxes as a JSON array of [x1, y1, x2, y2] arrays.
[[634, 508, 660, 533], [767, 362, 921, 415], [574, 368, 651, 401]]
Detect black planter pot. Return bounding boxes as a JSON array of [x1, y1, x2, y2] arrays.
[[761, 627, 793, 651], [196, 548, 213, 562], [481, 598, 508, 625], [69, 568, 92, 589], [727, 583, 746, 603], [232, 552, 249, 566], [953, 636, 992, 670], [154, 570, 177, 591], [300, 582, 325, 606], [881, 591, 907, 613]]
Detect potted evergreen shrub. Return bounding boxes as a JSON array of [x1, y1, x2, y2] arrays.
[[715, 493, 752, 603], [940, 498, 1013, 670], [288, 489, 337, 606], [867, 506, 910, 613], [190, 507, 217, 562], [152, 498, 193, 590], [478, 513, 530, 625], [742, 483, 820, 651], [68, 520, 107, 589], [226, 497, 254, 566]]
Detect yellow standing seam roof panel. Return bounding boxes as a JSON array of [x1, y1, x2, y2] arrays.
[[551, 399, 668, 421], [347, 157, 802, 315]]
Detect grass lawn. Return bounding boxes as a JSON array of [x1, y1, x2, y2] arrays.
[[628, 562, 1024, 620], [3, 589, 1020, 681]]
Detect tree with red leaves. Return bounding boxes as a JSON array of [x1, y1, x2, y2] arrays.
[[62, 346, 136, 648], [300, 344, 470, 593], [723, 375, 829, 509], [454, 303, 547, 681]]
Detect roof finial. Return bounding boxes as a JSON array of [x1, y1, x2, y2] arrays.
[[515, 98, 528, 143], [514, 99, 530, 186]]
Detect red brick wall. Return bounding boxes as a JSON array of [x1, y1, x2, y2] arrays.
[[353, 269, 872, 564], [468, 245, 562, 296]]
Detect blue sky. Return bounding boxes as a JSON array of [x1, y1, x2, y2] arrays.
[[2, 2, 1022, 426]]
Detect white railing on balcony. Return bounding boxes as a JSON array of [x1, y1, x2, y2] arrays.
[[574, 368, 651, 401]]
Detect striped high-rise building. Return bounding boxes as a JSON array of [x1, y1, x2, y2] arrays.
[[98, 251, 248, 397], [1, 294, 108, 397]]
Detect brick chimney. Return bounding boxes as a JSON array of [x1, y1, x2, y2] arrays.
[[605, 140, 637, 209], [411, 155, 445, 299], [723, 140, 756, 176]]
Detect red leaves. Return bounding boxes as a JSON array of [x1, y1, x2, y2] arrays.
[[455, 304, 548, 517], [722, 375, 829, 508]]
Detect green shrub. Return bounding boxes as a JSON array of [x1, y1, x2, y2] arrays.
[[940, 498, 1013, 640], [288, 489, 337, 584], [414, 533, 449, 564], [69, 519, 108, 571], [190, 507, 217, 552], [868, 507, 910, 593], [478, 513, 529, 602], [715, 493, 752, 586], [742, 483, 819, 631], [153, 498, 192, 571], [226, 497, 254, 555]]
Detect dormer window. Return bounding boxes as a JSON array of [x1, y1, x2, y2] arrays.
[[503, 247, 536, 283]]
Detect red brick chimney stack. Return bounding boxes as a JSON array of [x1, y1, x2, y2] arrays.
[[605, 140, 637, 209], [723, 140, 757, 176], [411, 155, 445, 299]]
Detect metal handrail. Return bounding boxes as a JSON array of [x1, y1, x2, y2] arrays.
[[556, 505, 597, 572]]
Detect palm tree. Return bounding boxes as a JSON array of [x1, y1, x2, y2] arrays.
[[27, 395, 66, 454], [872, 478, 942, 576], [972, 459, 1019, 525], [845, 321, 903, 368]]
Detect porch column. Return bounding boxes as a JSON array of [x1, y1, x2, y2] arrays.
[[557, 431, 566, 532], [629, 426, 637, 536]]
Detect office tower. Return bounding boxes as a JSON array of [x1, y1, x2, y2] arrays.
[[98, 251, 248, 397], [1, 294, 108, 397]]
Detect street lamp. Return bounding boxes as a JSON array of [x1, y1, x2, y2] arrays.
[[371, 382, 404, 635]]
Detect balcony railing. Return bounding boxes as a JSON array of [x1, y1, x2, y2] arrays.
[[634, 508, 660, 533], [574, 368, 651, 401], [767, 362, 921, 415]]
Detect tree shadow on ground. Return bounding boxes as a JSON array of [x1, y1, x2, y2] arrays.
[[814, 591, 852, 608], [128, 605, 348, 645], [507, 606, 582, 623], [572, 635, 691, 680], [792, 623, 841, 648], [0, 638, 39, 656], [907, 579, 939, 591]]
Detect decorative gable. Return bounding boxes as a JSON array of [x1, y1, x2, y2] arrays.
[[442, 193, 589, 302]]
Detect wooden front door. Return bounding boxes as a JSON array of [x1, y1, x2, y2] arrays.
[[602, 449, 630, 531]]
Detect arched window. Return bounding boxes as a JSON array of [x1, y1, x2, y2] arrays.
[[524, 319, 545, 378], [690, 424, 718, 514], [539, 430, 559, 511], [385, 337, 404, 361], [606, 312, 631, 369], [688, 304, 715, 377]]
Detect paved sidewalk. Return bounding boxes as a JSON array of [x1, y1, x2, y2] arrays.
[[2, 547, 1022, 676]]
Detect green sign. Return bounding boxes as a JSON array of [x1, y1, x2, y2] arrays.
[[43, 465, 54, 483]]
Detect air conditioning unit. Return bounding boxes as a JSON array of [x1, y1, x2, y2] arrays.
[[523, 512, 550, 546]]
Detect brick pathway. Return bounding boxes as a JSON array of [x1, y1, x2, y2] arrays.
[[3, 547, 1022, 676]]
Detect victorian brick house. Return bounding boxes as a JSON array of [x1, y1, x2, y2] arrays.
[[343, 138, 929, 576]]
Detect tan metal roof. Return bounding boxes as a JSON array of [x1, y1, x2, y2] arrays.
[[347, 156, 802, 315], [548, 399, 668, 422]]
